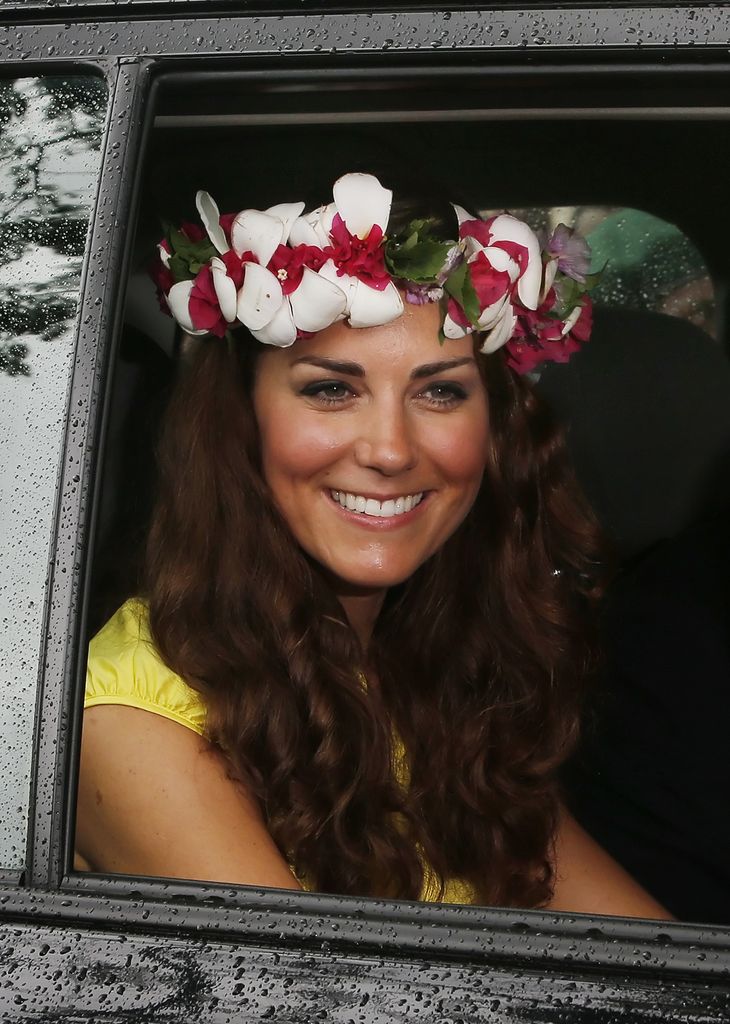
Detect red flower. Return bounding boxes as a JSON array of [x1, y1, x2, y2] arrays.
[[324, 213, 390, 291], [219, 212, 237, 246], [149, 245, 175, 314], [468, 249, 513, 310], [505, 294, 592, 375], [268, 243, 326, 296], [569, 296, 593, 345], [188, 264, 228, 338], [458, 218, 492, 247], [180, 221, 207, 243], [220, 247, 252, 290], [480, 216, 534, 280], [446, 296, 472, 332]]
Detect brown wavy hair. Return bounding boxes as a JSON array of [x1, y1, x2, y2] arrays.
[[144, 323, 605, 907]]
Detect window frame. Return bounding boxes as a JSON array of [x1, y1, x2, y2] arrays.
[[2, 4, 730, 1012]]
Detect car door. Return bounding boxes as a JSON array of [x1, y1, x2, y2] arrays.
[[0, 2, 729, 1020]]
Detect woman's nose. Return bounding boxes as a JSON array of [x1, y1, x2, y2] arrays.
[[353, 401, 417, 476]]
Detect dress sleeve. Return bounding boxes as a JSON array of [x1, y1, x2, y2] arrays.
[[85, 597, 207, 737]]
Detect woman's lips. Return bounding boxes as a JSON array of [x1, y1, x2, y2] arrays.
[[326, 488, 430, 528]]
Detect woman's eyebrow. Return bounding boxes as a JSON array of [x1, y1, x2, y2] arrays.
[[291, 355, 476, 379], [410, 357, 476, 380], [292, 356, 364, 377]]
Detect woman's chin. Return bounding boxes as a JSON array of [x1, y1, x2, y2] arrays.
[[323, 564, 415, 596]]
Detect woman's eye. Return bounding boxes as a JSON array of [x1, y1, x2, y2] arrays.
[[420, 382, 468, 406], [300, 380, 354, 404]]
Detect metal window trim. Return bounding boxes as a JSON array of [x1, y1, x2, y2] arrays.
[[0, 879, 726, 982], [2, 8, 730, 63], [27, 56, 156, 891]]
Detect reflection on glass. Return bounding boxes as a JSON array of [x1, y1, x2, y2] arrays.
[[0, 77, 107, 870], [484, 205, 715, 339]]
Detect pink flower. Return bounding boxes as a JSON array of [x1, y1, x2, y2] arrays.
[[505, 295, 593, 375], [454, 207, 542, 312], [268, 243, 327, 296], [188, 264, 229, 338], [219, 211, 237, 247], [469, 248, 514, 310], [446, 297, 472, 332], [457, 218, 492, 248], [180, 221, 207, 243], [323, 214, 390, 291], [219, 247, 250, 290], [149, 246, 175, 314]]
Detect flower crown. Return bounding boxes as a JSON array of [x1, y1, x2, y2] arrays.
[[150, 172, 598, 375]]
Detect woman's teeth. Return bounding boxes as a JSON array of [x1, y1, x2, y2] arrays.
[[330, 490, 424, 518]]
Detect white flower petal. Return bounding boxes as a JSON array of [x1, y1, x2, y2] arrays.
[[288, 216, 321, 248], [488, 214, 542, 311], [250, 300, 298, 347], [231, 209, 284, 266], [318, 259, 356, 314], [561, 304, 582, 337], [290, 266, 348, 332], [452, 203, 477, 229], [473, 245, 520, 281], [158, 242, 171, 268], [480, 305, 517, 354], [348, 279, 404, 329], [210, 256, 237, 323], [461, 235, 482, 259], [196, 191, 229, 255], [265, 201, 306, 243], [333, 173, 392, 239], [541, 258, 558, 303], [443, 312, 471, 340], [290, 205, 335, 248], [477, 292, 510, 330], [166, 280, 208, 336], [317, 203, 336, 245], [236, 262, 283, 331]]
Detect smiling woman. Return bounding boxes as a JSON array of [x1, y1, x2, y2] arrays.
[[76, 173, 669, 916], [252, 304, 489, 624]]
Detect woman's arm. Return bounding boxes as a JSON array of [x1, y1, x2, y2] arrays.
[[75, 704, 302, 889], [547, 806, 672, 919]]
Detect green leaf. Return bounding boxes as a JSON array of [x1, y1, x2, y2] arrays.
[[385, 218, 456, 283], [444, 260, 480, 327], [387, 239, 453, 283], [552, 274, 585, 319], [165, 228, 217, 283], [583, 263, 606, 289]]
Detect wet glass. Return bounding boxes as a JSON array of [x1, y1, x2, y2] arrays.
[[484, 204, 716, 339], [0, 76, 107, 870]]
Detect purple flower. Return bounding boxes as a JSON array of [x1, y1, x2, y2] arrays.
[[404, 283, 444, 305], [436, 244, 464, 285], [545, 223, 591, 284]]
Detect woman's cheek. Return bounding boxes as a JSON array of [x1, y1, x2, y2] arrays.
[[261, 411, 352, 479], [423, 416, 489, 483]]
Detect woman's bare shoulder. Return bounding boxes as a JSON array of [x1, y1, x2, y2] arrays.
[[75, 703, 301, 892], [547, 807, 672, 919]]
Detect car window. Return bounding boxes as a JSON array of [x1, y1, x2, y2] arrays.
[[77, 67, 728, 919], [0, 75, 107, 871]]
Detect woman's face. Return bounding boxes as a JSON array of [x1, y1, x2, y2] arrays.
[[252, 299, 490, 593]]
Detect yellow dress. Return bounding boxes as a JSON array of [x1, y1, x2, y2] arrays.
[[85, 598, 475, 905]]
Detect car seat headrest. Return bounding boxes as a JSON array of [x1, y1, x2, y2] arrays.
[[536, 307, 730, 561]]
